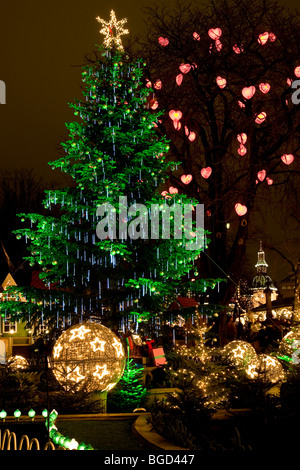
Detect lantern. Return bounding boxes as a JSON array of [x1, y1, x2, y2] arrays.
[[242, 86, 256, 99], [281, 154, 294, 165], [216, 76, 227, 89], [208, 28, 222, 40], [50, 322, 125, 393], [255, 111, 267, 124], [259, 82, 271, 94], [201, 167, 212, 179], [257, 170, 266, 181], [179, 63, 191, 74], [158, 37, 169, 46], [235, 203, 247, 216], [181, 174, 193, 184], [258, 32, 269, 45]]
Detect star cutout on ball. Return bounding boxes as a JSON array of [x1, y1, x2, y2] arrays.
[[96, 9, 129, 51]]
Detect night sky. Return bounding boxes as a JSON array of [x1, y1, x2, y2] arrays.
[[0, 0, 299, 283]]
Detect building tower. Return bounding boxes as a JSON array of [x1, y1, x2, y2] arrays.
[[250, 241, 278, 308]]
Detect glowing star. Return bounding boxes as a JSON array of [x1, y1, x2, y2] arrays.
[[67, 366, 85, 383], [53, 343, 63, 359], [112, 338, 124, 358], [69, 325, 91, 341], [93, 364, 109, 380], [96, 10, 129, 51], [91, 337, 106, 352]]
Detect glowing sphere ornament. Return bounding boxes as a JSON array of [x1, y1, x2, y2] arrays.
[[7, 355, 29, 370], [50, 322, 125, 393], [222, 340, 258, 374], [255, 354, 285, 383], [278, 326, 300, 363]]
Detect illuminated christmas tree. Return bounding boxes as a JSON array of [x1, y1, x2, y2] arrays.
[[0, 11, 217, 332]]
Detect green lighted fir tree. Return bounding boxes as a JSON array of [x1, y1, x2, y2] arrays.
[[0, 11, 218, 332]]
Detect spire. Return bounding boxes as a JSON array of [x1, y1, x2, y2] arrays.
[[255, 241, 268, 274]]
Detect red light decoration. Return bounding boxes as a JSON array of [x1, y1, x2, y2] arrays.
[[208, 28, 222, 40], [158, 37, 169, 46], [238, 100, 246, 108], [150, 100, 158, 110], [188, 132, 196, 142], [235, 203, 247, 216], [269, 32, 276, 42], [216, 76, 227, 89], [232, 44, 243, 54], [215, 39, 222, 51], [238, 144, 247, 156], [168, 186, 178, 194], [259, 83, 271, 94], [266, 177, 273, 185], [237, 133, 247, 144], [176, 74, 183, 85], [281, 154, 294, 165], [181, 174, 193, 184], [294, 66, 300, 78], [193, 32, 201, 41], [154, 80, 162, 90], [257, 170, 266, 181], [258, 32, 269, 45], [179, 63, 191, 74], [255, 111, 267, 124], [242, 86, 256, 99], [169, 109, 182, 130], [201, 167, 212, 179]]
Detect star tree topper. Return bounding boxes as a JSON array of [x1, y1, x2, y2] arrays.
[[96, 9, 129, 51]]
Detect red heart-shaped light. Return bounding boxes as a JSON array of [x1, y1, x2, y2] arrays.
[[179, 63, 191, 74], [281, 154, 294, 165], [181, 174, 193, 185], [201, 167, 212, 179], [158, 37, 169, 46], [259, 83, 271, 94], [208, 28, 222, 40], [235, 203, 247, 216], [257, 170, 266, 181], [242, 86, 256, 99], [216, 76, 227, 89]]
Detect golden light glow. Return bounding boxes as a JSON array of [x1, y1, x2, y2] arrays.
[[96, 10, 129, 51], [50, 322, 125, 392]]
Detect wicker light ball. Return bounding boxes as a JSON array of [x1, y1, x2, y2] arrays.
[[50, 322, 125, 392]]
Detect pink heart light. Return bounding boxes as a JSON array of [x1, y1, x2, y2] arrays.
[[242, 86, 256, 99], [281, 154, 294, 165], [179, 63, 191, 74], [232, 44, 243, 54], [168, 186, 178, 194], [201, 167, 212, 179], [266, 177, 273, 185], [208, 28, 222, 40], [235, 203, 247, 216], [257, 170, 266, 181], [216, 76, 227, 89], [238, 100, 246, 108], [258, 32, 269, 45], [158, 37, 169, 46], [188, 132, 196, 142], [154, 80, 162, 90], [215, 39, 222, 51], [269, 32, 276, 42], [259, 83, 271, 94], [181, 174, 193, 184], [193, 32, 201, 41]]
